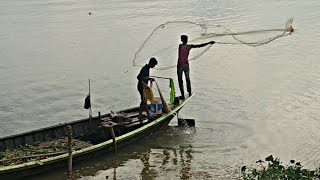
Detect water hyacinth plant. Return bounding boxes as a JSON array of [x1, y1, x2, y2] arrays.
[[241, 155, 320, 180]]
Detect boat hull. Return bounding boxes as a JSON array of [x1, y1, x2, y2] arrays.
[[0, 93, 194, 179]]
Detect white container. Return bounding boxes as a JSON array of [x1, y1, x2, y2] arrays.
[[150, 97, 163, 114]]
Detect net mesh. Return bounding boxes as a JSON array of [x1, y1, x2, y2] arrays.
[[132, 19, 294, 70]]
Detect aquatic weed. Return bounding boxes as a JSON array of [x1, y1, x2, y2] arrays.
[[241, 155, 320, 180]]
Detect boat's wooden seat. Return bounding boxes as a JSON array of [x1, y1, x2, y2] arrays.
[[100, 121, 118, 128]]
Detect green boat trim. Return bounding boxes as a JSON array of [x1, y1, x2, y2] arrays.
[[0, 93, 195, 173]]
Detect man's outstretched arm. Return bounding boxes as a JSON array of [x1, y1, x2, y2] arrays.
[[191, 41, 215, 48]]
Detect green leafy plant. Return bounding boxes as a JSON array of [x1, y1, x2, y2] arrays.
[[241, 155, 320, 180]]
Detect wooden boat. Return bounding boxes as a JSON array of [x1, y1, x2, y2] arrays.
[[0, 93, 195, 179]]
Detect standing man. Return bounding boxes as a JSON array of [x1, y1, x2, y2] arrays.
[[177, 35, 215, 99], [137, 57, 158, 119]]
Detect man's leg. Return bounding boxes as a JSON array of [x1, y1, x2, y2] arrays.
[[142, 101, 150, 117], [139, 101, 151, 118], [184, 65, 192, 96], [138, 86, 152, 120], [138, 85, 147, 119], [177, 67, 185, 99], [139, 101, 144, 118]]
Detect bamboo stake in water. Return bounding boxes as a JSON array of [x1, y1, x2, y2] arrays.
[[89, 79, 92, 125], [109, 127, 117, 152], [67, 126, 73, 178]]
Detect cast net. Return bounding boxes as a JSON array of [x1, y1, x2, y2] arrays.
[[132, 19, 294, 70]]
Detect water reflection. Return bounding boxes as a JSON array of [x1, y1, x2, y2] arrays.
[[26, 126, 237, 180], [179, 146, 193, 179], [72, 127, 197, 180], [140, 150, 158, 179], [112, 168, 116, 180], [100, 145, 195, 180]]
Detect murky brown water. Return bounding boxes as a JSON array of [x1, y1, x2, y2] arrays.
[[1, 0, 320, 179]]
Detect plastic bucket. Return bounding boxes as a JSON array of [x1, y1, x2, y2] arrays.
[[150, 97, 163, 114]]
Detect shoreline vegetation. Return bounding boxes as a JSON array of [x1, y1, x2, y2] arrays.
[[240, 155, 320, 179]]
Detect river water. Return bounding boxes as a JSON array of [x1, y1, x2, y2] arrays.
[[1, 0, 320, 179]]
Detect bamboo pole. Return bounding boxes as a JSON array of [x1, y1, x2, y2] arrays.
[[109, 127, 117, 152], [154, 81, 171, 112], [67, 126, 73, 178], [150, 75, 171, 80], [88, 79, 92, 125]]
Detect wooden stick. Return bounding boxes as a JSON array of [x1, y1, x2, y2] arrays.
[[154, 81, 171, 112], [109, 127, 117, 152], [150, 75, 171, 80], [67, 126, 73, 178], [89, 106, 92, 125], [88, 79, 92, 125], [0, 151, 67, 163], [88, 79, 91, 95]]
